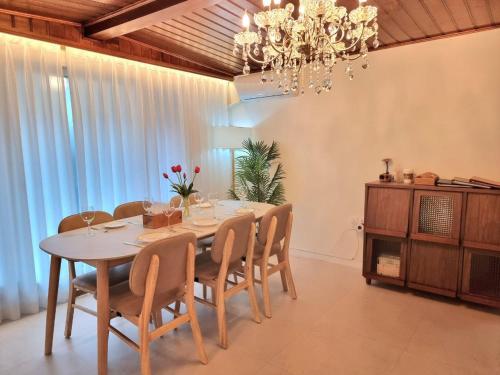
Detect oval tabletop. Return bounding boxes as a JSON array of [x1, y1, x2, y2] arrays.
[[39, 200, 274, 262]]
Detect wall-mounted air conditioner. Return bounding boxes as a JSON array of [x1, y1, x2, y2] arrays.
[[233, 73, 299, 101]]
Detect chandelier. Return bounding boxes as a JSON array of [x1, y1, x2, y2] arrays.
[[233, 0, 378, 94]]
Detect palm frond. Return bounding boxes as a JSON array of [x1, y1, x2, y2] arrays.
[[228, 139, 286, 205]]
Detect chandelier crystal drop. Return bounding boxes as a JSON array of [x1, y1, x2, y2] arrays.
[[233, 0, 378, 94]]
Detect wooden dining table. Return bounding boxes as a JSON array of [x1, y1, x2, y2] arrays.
[[39, 200, 273, 375]]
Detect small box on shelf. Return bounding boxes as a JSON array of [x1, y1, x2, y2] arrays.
[[376, 254, 400, 278], [143, 210, 182, 229]]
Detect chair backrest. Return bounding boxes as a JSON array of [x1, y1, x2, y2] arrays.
[[113, 201, 145, 220], [170, 194, 197, 207], [58, 211, 114, 233], [129, 232, 196, 296], [211, 213, 255, 264], [257, 204, 292, 247]]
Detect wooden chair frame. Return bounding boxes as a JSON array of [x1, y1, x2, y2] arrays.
[[108, 243, 208, 375], [195, 223, 261, 349], [253, 212, 297, 318]]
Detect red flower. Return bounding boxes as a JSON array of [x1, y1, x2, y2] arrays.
[[183, 172, 187, 179], [162, 172, 168, 179], [176, 164, 182, 173], [194, 166, 201, 174], [171, 165, 177, 173]]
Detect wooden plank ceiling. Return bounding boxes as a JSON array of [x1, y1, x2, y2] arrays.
[[0, 0, 499, 79]]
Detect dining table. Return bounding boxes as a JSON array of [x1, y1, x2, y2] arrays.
[[39, 200, 274, 375]]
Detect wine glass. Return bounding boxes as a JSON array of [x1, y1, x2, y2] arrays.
[[143, 197, 153, 215], [80, 206, 96, 237], [193, 192, 203, 206], [163, 198, 182, 232], [208, 192, 219, 219], [241, 196, 249, 209]]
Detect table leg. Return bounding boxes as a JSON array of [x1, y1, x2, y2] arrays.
[[97, 261, 110, 375], [45, 255, 61, 355]]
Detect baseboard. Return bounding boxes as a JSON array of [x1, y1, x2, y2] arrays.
[[290, 248, 362, 270]]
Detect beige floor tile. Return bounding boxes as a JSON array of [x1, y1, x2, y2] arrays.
[[1, 256, 499, 375]]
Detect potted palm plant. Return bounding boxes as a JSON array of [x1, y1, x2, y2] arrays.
[[228, 139, 285, 205]]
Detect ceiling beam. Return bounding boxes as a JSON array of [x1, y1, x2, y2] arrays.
[[85, 0, 222, 40]]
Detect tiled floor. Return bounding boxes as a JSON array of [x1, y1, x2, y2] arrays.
[[0, 255, 499, 375]]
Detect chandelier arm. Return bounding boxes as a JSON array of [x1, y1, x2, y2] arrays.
[[324, 23, 366, 53]]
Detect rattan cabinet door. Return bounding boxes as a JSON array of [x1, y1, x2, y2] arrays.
[[460, 248, 500, 308], [411, 190, 462, 246]]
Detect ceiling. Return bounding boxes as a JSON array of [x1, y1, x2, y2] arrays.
[[0, 0, 499, 78]]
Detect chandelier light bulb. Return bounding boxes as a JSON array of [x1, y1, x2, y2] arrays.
[[299, 4, 305, 14], [242, 11, 250, 29], [274, 0, 282, 5], [359, 0, 367, 4], [263, 0, 271, 7]]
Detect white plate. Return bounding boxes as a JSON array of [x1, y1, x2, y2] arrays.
[[199, 202, 212, 208], [105, 222, 127, 229], [235, 208, 254, 214], [137, 232, 170, 243], [192, 218, 219, 227]]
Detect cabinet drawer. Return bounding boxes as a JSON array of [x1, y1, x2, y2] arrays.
[[408, 241, 460, 297], [464, 194, 500, 251], [365, 187, 411, 237], [411, 190, 462, 245]]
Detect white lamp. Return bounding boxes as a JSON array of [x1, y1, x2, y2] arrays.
[[213, 126, 252, 149], [213, 126, 253, 189]]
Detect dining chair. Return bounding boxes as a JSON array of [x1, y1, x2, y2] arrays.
[[113, 201, 146, 220], [252, 203, 297, 318], [170, 194, 197, 207], [106, 233, 208, 375], [194, 213, 261, 349], [58, 212, 131, 338]]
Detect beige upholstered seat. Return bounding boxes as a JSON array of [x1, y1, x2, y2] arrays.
[[252, 203, 297, 318], [194, 214, 261, 349], [113, 201, 145, 220], [106, 233, 207, 375], [58, 211, 131, 338]]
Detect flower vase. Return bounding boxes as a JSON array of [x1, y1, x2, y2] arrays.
[[183, 197, 191, 218]]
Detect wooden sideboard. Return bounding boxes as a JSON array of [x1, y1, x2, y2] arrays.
[[362, 181, 500, 308]]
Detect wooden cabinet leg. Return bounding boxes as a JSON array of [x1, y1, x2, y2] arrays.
[[365, 278, 372, 285], [45, 256, 61, 355]]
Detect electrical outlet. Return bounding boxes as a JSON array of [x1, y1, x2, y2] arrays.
[[350, 216, 364, 231]]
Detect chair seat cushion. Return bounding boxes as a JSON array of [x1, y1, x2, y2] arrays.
[[73, 263, 132, 292], [108, 281, 184, 317], [195, 251, 242, 282]]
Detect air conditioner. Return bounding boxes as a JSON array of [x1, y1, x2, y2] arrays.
[[233, 72, 298, 101]]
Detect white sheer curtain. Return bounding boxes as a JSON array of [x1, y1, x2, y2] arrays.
[[66, 48, 231, 211], [0, 34, 76, 322], [0, 35, 231, 322]]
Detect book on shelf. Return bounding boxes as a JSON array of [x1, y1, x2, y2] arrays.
[[436, 178, 458, 188], [452, 177, 491, 189], [470, 176, 500, 189]]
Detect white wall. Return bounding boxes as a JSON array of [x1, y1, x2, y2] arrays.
[[229, 29, 500, 267]]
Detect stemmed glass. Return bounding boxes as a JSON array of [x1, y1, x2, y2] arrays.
[[143, 197, 153, 215], [80, 206, 96, 237], [163, 198, 182, 232], [208, 192, 219, 219], [193, 192, 203, 206]]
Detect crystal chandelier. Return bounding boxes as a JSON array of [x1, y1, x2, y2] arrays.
[[233, 0, 378, 94]]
